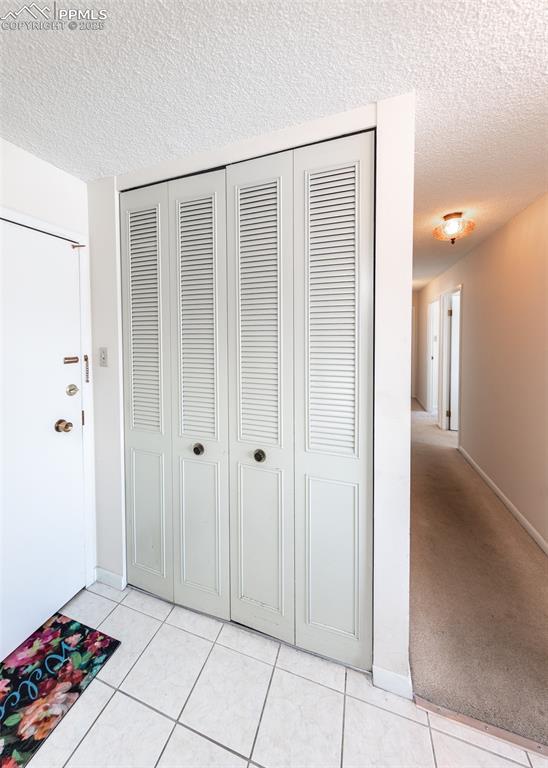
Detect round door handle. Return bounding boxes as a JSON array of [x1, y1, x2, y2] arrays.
[[55, 419, 73, 433], [254, 449, 266, 463], [193, 443, 205, 456]]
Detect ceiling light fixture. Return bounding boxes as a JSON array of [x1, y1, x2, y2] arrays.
[[433, 212, 475, 245]]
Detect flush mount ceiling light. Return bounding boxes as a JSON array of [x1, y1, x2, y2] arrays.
[[433, 212, 475, 245]]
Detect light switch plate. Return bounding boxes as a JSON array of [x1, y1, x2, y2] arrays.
[[99, 347, 108, 367]]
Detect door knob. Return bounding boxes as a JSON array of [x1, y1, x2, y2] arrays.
[[193, 443, 205, 456], [55, 419, 73, 433], [254, 449, 266, 463]]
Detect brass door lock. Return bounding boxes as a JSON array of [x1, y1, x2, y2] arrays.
[[55, 419, 73, 433]]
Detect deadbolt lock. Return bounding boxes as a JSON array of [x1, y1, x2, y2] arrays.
[[55, 419, 73, 433], [66, 384, 79, 397]]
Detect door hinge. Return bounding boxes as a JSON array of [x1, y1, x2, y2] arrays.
[[81, 410, 85, 426], [448, 308, 453, 317], [446, 409, 451, 418]]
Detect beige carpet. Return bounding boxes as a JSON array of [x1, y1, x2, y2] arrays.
[[410, 402, 548, 745]]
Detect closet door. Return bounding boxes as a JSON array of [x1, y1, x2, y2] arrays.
[[227, 152, 295, 643], [121, 183, 173, 601], [294, 133, 374, 668], [169, 171, 230, 618]]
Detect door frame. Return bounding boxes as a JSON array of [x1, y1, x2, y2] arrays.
[[0, 205, 97, 587], [439, 284, 463, 433]]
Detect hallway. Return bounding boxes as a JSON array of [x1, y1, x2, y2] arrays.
[[410, 403, 548, 747]]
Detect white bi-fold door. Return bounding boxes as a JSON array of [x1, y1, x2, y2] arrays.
[[294, 133, 374, 668], [169, 171, 230, 618], [121, 184, 174, 601], [226, 151, 295, 643], [121, 132, 374, 668], [122, 172, 230, 613]]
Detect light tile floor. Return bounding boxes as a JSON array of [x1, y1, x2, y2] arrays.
[[27, 584, 546, 768]]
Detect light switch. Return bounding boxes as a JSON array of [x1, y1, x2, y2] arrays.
[[99, 347, 108, 367]]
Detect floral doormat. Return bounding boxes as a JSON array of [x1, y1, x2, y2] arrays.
[[0, 613, 120, 767]]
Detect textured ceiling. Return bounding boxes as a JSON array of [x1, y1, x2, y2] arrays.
[[0, 0, 546, 283]]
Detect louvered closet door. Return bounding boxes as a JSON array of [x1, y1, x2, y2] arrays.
[[169, 170, 230, 618], [294, 133, 374, 668], [121, 183, 173, 601], [227, 152, 295, 643]]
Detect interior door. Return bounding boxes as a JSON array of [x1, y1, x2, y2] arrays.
[[0, 220, 86, 658], [293, 133, 374, 668], [227, 151, 295, 643], [121, 184, 174, 601], [449, 290, 461, 431], [428, 299, 440, 414], [169, 170, 230, 618]]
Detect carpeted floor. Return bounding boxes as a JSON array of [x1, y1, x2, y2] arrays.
[[410, 401, 548, 746]]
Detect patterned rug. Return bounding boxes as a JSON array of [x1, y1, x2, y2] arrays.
[[0, 613, 120, 767]]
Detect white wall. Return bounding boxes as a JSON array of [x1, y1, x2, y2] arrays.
[[87, 178, 126, 588], [373, 93, 415, 697], [88, 95, 415, 694], [416, 193, 548, 552], [0, 138, 88, 237]]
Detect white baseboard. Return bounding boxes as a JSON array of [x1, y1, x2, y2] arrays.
[[372, 665, 413, 700], [414, 396, 428, 412], [95, 567, 127, 591], [458, 447, 547, 555]]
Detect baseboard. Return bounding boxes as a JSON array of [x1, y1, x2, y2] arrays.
[[458, 446, 547, 555], [372, 665, 413, 700], [95, 567, 127, 591], [415, 396, 428, 412]]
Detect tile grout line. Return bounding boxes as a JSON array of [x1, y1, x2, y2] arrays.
[[60, 680, 116, 767], [340, 667, 348, 768], [179, 721, 255, 763], [82, 587, 534, 766], [427, 712, 439, 768], [176, 624, 221, 721], [429, 726, 532, 767], [248, 644, 281, 762], [344, 690, 429, 727], [99, 606, 165, 690], [152, 721, 177, 768]]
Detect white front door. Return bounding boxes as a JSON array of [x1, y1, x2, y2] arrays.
[[227, 152, 295, 643], [0, 220, 86, 658]]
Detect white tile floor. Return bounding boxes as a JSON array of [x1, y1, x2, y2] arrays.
[[27, 584, 546, 768]]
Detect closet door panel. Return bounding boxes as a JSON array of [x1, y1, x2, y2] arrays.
[[227, 152, 294, 643], [169, 170, 230, 618], [121, 184, 174, 600], [294, 133, 374, 668], [237, 464, 283, 611]]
